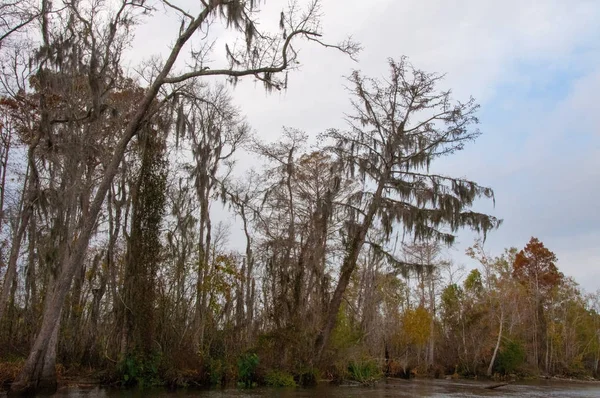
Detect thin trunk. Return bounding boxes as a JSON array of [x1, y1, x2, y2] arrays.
[[108, 182, 123, 348], [487, 309, 504, 376], [0, 125, 11, 230], [82, 254, 106, 364], [594, 336, 599, 376], [427, 272, 435, 368], [67, 252, 86, 357], [241, 207, 254, 339], [461, 309, 467, 359], [24, 211, 37, 342], [0, 165, 30, 324], [193, 186, 210, 349], [6, 263, 18, 342], [236, 258, 245, 329], [544, 298, 551, 373], [121, 131, 165, 358]]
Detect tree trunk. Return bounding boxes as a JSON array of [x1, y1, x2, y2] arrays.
[[6, 263, 18, 343], [10, 4, 226, 392], [236, 259, 246, 330], [121, 130, 166, 359], [427, 272, 436, 368], [0, 123, 11, 229], [487, 309, 504, 376], [314, 178, 386, 362], [38, 309, 61, 393], [24, 211, 38, 343], [82, 254, 106, 365], [0, 167, 30, 324], [0, 214, 28, 324], [193, 184, 211, 350]]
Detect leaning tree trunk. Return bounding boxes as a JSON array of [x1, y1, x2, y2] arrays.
[[487, 309, 504, 376], [11, 49, 182, 398], [10, 4, 226, 391], [37, 308, 61, 393], [314, 179, 385, 362]]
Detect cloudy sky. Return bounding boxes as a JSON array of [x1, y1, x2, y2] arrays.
[[131, 0, 600, 292]]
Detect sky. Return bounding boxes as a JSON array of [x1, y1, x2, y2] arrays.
[[130, 0, 600, 292]]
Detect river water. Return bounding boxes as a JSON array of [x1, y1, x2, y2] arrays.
[[44, 379, 600, 398]]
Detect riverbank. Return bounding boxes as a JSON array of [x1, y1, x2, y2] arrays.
[[1, 359, 598, 395]]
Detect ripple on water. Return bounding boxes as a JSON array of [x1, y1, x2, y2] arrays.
[[46, 379, 600, 398]]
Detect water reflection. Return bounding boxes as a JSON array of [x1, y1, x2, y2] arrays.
[[46, 379, 600, 398]]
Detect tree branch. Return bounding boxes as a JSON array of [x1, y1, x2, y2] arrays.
[[163, 29, 320, 84]]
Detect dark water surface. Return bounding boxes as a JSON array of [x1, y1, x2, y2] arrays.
[[43, 379, 600, 398]]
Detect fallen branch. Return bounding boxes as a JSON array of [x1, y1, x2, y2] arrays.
[[485, 382, 510, 390]]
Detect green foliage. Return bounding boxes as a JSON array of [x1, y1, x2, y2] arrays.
[[253, 325, 316, 377], [330, 304, 362, 351], [348, 359, 382, 385], [295, 367, 319, 386], [117, 352, 163, 387], [207, 358, 225, 386], [264, 370, 297, 387], [237, 352, 259, 387], [495, 340, 526, 375], [441, 283, 463, 325], [464, 269, 483, 293], [565, 354, 587, 377]]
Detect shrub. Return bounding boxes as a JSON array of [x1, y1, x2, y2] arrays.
[[117, 352, 163, 387], [207, 358, 225, 386], [348, 359, 382, 385], [237, 352, 259, 387], [296, 367, 319, 386], [0, 359, 23, 387], [264, 370, 297, 387], [495, 340, 525, 375]]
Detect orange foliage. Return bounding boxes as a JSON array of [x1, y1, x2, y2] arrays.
[[512, 237, 563, 294]]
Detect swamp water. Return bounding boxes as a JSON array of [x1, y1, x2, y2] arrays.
[[42, 379, 600, 398]]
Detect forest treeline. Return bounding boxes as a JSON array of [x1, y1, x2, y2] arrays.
[[0, 0, 598, 394]]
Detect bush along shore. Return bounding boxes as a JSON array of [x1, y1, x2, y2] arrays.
[[1, 344, 598, 393], [2, 240, 600, 393]]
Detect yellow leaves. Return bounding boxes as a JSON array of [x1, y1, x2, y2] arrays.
[[213, 254, 242, 279], [204, 254, 245, 304], [401, 306, 431, 347]]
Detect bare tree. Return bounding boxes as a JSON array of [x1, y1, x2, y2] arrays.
[[0, 0, 40, 45], [174, 83, 249, 349]]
